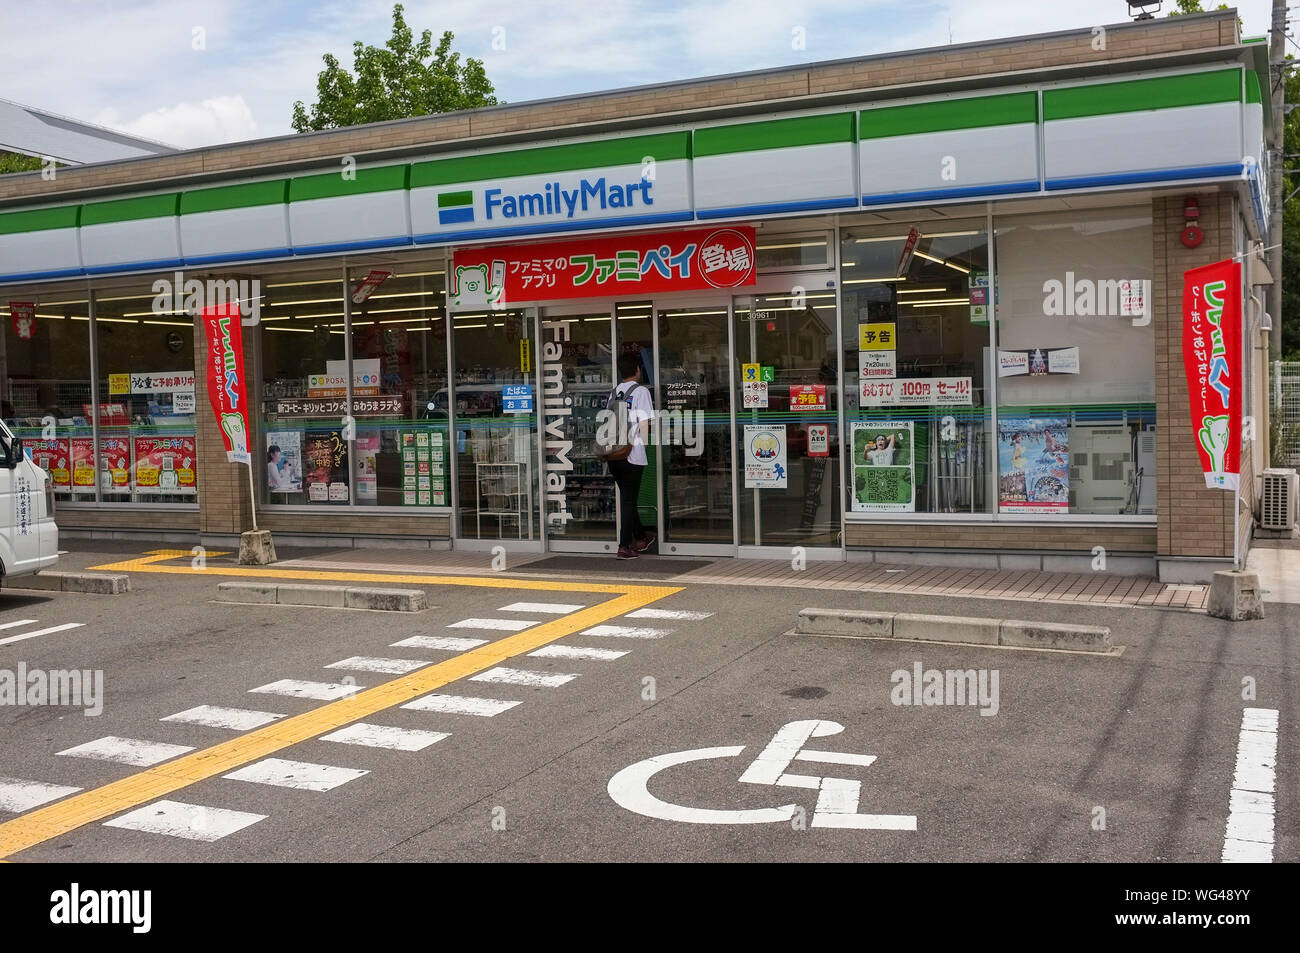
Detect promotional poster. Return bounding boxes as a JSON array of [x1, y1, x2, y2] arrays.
[[266, 431, 303, 494], [743, 425, 787, 488], [303, 428, 349, 503], [851, 421, 915, 512], [133, 435, 197, 494], [998, 417, 1070, 513]]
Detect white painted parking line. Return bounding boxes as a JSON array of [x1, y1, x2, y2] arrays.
[[0, 622, 84, 648], [528, 645, 628, 661], [320, 723, 449, 751], [580, 624, 671, 639], [795, 749, 879, 768], [224, 758, 369, 792], [500, 602, 586, 614], [57, 736, 194, 767], [469, 666, 577, 688], [1222, 707, 1279, 863], [448, 617, 534, 631], [0, 777, 81, 813], [401, 693, 521, 717], [0, 619, 38, 630], [325, 656, 430, 674], [103, 800, 267, 842], [161, 705, 286, 731], [249, 679, 364, 701], [391, 635, 487, 651], [625, 608, 712, 621]]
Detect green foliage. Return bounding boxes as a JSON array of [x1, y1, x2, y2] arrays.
[[0, 151, 45, 175], [1167, 0, 1231, 14], [1283, 60, 1300, 359], [291, 3, 499, 133]]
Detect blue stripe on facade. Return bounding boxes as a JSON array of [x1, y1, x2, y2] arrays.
[[414, 210, 693, 244], [695, 196, 859, 219], [437, 207, 475, 225], [84, 257, 185, 275], [1045, 164, 1244, 190], [184, 247, 294, 266], [292, 236, 414, 255], [861, 181, 1040, 205], [0, 266, 86, 283]]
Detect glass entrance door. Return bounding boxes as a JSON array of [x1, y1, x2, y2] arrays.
[[654, 299, 735, 553], [539, 305, 617, 551]]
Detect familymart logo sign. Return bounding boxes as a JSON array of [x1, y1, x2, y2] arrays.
[[438, 175, 657, 228]]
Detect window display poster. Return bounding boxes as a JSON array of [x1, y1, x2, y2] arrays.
[[851, 421, 915, 512], [357, 435, 379, 501], [29, 438, 71, 489], [266, 430, 303, 493], [304, 428, 350, 503], [134, 435, 197, 494], [743, 424, 787, 488], [99, 436, 131, 494], [71, 437, 95, 494], [742, 380, 768, 408], [998, 347, 1080, 377], [401, 430, 446, 505], [998, 417, 1069, 513], [859, 349, 896, 380], [860, 377, 972, 407]]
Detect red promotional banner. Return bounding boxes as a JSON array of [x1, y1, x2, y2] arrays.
[[789, 384, 827, 412], [28, 438, 70, 489], [9, 301, 35, 340], [134, 435, 198, 494], [450, 226, 756, 308], [70, 437, 95, 493], [1182, 259, 1242, 490], [98, 435, 131, 494], [203, 303, 251, 464]]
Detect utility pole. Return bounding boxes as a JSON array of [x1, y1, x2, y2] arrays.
[[1268, 0, 1285, 362]]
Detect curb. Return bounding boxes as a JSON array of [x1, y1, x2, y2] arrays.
[[6, 572, 131, 595], [794, 608, 1114, 654], [217, 581, 426, 612]]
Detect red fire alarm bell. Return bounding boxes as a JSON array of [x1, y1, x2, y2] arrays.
[[1181, 196, 1204, 248]]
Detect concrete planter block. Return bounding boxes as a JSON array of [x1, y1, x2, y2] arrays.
[[1207, 571, 1264, 622], [795, 608, 894, 638], [999, 619, 1111, 652], [238, 530, 277, 566], [894, 612, 1000, 646]]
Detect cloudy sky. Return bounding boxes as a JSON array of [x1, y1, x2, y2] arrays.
[[0, 0, 1277, 150]]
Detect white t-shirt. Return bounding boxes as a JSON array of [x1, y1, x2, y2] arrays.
[[867, 447, 895, 467], [614, 381, 655, 466]]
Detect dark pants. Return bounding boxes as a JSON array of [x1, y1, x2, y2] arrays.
[[608, 459, 646, 548]]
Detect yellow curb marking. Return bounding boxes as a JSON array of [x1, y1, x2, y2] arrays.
[[0, 551, 681, 860]]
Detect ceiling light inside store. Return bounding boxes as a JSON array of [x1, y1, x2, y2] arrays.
[[912, 251, 970, 274], [264, 326, 314, 333], [896, 287, 950, 295], [266, 278, 342, 288], [141, 320, 192, 327], [902, 298, 968, 306], [843, 277, 906, 285]]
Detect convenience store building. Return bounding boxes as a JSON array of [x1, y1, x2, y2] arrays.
[[0, 9, 1276, 581]]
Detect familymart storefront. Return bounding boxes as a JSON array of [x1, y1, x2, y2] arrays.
[[0, 43, 1272, 578]]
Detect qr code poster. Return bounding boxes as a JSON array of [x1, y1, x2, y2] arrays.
[[851, 421, 915, 512]]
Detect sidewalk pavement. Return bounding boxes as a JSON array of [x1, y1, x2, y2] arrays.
[[1247, 541, 1300, 604]]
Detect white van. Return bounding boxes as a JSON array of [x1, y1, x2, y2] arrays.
[[0, 419, 58, 580]]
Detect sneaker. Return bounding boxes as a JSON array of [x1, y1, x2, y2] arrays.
[[616, 546, 639, 559], [632, 532, 656, 553]]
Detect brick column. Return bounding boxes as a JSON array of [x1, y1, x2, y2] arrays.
[[192, 308, 256, 541], [1153, 193, 1237, 565]]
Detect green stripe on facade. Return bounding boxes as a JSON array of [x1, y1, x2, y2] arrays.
[[858, 92, 1037, 140], [694, 113, 855, 157], [437, 190, 473, 208], [289, 165, 409, 202], [1043, 68, 1242, 121], [410, 132, 689, 188], [181, 180, 289, 215], [1246, 71, 1262, 105], [81, 193, 179, 226], [0, 205, 79, 236]]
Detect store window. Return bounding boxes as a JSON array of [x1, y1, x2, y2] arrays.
[[1, 294, 93, 501], [993, 207, 1156, 517], [755, 232, 831, 271], [92, 285, 198, 503], [840, 220, 992, 516]]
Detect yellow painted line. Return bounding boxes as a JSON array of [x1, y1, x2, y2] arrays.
[[0, 551, 682, 860]]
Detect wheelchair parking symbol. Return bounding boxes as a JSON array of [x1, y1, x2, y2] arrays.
[[607, 719, 917, 830]]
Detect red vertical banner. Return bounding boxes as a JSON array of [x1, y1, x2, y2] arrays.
[[1182, 259, 1242, 490], [203, 303, 251, 464]]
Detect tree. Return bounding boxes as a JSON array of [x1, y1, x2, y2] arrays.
[[0, 152, 44, 175], [1167, 0, 1231, 14], [291, 3, 499, 133], [1281, 61, 1300, 358]]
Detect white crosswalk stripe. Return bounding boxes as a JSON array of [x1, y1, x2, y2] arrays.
[[0, 621, 85, 647], [320, 723, 449, 751], [528, 645, 628, 661], [401, 693, 521, 717], [249, 679, 364, 701], [470, 666, 576, 688], [448, 617, 534, 631], [57, 736, 194, 767], [0, 777, 81, 813], [104, 800, 267, 842], [224, 758, 368, 792], [391, 635, 487, 651], [325, 656, 430, 674], [625, 608, 713, 621], [499, 602, 586, 614], [162, 705, 286, 731], [580, 624, 671, 639]]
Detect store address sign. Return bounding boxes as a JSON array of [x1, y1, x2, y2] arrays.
[[450, 226, 756, 309]]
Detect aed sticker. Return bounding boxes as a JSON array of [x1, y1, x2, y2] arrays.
[[807, 424, 830, 457]]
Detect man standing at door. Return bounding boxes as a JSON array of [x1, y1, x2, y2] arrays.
[[610, 353, 656, 559]]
